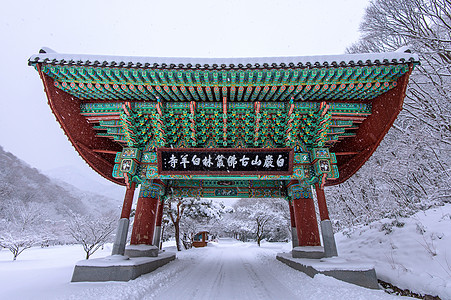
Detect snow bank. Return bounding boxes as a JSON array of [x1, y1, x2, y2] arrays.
[[0, 239, 399, 299], [336, 203, 451, 299]]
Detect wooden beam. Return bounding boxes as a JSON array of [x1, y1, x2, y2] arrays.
[[335, 152, 359, 156], [92, 149, 118, 155]]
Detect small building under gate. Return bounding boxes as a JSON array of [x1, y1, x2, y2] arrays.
[[29, 47, 418, 286]]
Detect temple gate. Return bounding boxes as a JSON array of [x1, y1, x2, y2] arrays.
[[29, 48, 418, 284]]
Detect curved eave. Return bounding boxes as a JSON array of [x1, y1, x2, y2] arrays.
[[29, 48, 419, 70], [37, 64, 125, 186], [326, 64, 413, 186]]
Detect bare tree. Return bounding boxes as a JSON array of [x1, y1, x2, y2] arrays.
[[67, 212, 116, 259]]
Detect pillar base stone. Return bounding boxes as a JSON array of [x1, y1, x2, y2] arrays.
[[153, 226, 162, 247], [292, 246, 325, 259], [111, 218, 130, 256], [320, 220, 338, 257], [71, 252, 176, 282], [291, 227, 299, 248], [276, 253, 379, 289], [125, 244, 159, 257]]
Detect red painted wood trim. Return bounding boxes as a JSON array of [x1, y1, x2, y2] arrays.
[[75, 141, 119, 167], [335, 152, 359, 156], [92, 149, 118, 155], [328, 64, 413, 186], [286, 179, 299, 188], [37, 64, 124, 186]]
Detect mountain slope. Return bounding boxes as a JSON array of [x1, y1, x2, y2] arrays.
[[43, 166, 125, 203], [0, 145, 119, 221]]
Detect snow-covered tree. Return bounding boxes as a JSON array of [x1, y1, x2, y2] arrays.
[[66, 212, 116, 259], [348, 0, 450, 147], [226, 198, 290, 246], [0, 201, 48, 260], [0, 222, 37, 261], [164, 196, 229, 251], [328, 0, 451, 229]]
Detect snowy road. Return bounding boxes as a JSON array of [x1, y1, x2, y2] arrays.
[[0, 239, 407, 300], [152, 238, 298, 300]]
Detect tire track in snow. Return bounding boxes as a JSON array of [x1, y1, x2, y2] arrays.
[[241, 256, 298, 299], [151, 241, 299, 300], [149, 246, 224, 299]]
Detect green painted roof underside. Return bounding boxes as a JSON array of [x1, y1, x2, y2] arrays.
[[81, 101, 369, 149], [40, 63, 411, 102]]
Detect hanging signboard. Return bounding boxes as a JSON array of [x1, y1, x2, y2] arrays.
[[157, 148, 293, 175]]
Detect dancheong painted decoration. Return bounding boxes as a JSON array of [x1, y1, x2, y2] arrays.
[[29, 47, 418, 282]]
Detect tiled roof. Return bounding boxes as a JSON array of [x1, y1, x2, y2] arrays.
[[29, 47, 419, 70]]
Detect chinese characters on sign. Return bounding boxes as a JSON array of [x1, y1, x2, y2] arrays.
[[158, 149, 292, 175], [214, 189, 238, 197]]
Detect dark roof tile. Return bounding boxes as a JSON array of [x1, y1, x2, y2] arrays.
[[29, 48, 420, 70]]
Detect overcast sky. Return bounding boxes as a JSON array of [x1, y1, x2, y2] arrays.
[[0, 0, 369, 187]]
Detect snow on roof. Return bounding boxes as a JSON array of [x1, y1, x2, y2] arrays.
[[29, 47, 419, 70]]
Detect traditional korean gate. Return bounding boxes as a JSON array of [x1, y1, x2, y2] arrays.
[[29, 48, 418, 281]]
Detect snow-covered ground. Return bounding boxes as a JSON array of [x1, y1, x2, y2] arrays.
[[1, 204, 449, 300], [336, 203, 451, 299], [1, 240, 399, 300]]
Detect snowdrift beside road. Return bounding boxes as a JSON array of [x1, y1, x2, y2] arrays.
[[336, 203, 451, 299]]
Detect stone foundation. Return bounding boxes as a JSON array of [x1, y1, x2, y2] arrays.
[[125, 244, 159, 257], [71, 252, 176, 282], [277, 252, 379, 289], [292, 246, 325, 259]]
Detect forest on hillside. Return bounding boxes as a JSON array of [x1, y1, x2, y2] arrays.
[[0, 145, 119, 259], [326, 0, 451, 230]]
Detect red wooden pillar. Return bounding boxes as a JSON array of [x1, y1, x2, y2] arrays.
[[289, 200, 296, 228], [155, 198, 165, 228], [292, 197, 321, 246], [130, 181, 163, 245], [315, 183, 330, 221], [289, 181, 320, 247], [121, 181, 136, 219]]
